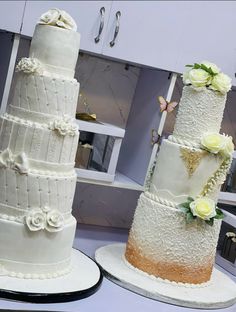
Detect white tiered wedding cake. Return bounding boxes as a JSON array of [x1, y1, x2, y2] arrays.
[[0, 9, 80, 279], [125, 62, 234, 285]]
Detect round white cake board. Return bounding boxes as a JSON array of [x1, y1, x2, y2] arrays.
[[95, 243, 236, 309], [0, 248, 102, 303]]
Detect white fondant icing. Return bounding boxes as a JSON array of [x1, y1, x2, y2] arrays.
[[173, 86, 226, 144], [29, 25, 80, 78], [128, 193, 221, 267], [0, 114, 79, 164], [10, 72, 79, 119], [39, 8, 77, 32], [0, 217, 76, 276], [149, 139, 222, 201], [0, 11, 81, 279], [0, 149, 28, 174]]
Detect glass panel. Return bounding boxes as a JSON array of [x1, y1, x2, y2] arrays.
[[75, 131, 115, 172]]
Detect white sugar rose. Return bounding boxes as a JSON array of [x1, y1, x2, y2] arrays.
[[201, 61, 220, 74], [59, 10, 77, 31], [221, 135, 234, 157], [210, 73, 232, 94], [25, 209, 46, 232], [182, 70, 191, 85], [188, 69, 211, 87], [201, 133, 226, 154], [49, 116, 78, 136], [46, 210, 64, 232], [39, 8, 60, 26], [190, 197, 216, 220], [39, 8, 77, 31]]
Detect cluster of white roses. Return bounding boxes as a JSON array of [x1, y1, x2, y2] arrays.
[[25, 206, 64, 233], [39, 8, 77, 31], [201, 133, 234, 157], [183, 61, 232, 94], [49, 115, 78, 136], [16, 58, 42, 74]]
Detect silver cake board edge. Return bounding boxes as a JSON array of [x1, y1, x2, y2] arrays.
[[0, 248, 103, 303], [95, 243, 236, 310]]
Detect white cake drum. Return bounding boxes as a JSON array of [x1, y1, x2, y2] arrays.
[[95, 244, 236, 309], [0, 248, 102, 303]]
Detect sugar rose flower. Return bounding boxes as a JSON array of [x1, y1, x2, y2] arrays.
[[188, 69, 211, 87], [39, 8, 60, 26], [46, 210, 64, 232], [201, 133, 226, 154], [201, 61, 220, 74], [39, 8, 77, 31], [190, 197, 216, 220], [182, 70, 191, 85], [222, 135, 234, 157], [25, 209, 46, 232], [16, 58, 42, 74], [210, 73, 232, 94]]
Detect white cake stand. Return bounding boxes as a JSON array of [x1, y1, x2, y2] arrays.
[[0, 248, 102, 303], [95, 243, 236, 309]]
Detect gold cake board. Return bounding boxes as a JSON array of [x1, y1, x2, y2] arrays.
[[0, 248, 102, 303], [95, 243, 236, 309]]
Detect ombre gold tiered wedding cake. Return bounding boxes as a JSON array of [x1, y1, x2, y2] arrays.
[[0, 9, 80, 279], [125, 62, 234, 285]]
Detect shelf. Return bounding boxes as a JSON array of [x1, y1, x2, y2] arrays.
[[76, 169, 144, 191], [218, 192, 236, 205], [76, 119, 125, 138]]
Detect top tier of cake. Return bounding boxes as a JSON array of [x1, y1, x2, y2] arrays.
[[172, 86, 226, 144], [29, 24, 80, 79]]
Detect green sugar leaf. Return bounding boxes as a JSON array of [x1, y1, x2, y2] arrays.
[[205, 218, 214, 226]]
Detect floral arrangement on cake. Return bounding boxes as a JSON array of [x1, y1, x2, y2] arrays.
[[178, 61, 235, 226], [183, 61, 232, 94], [178, 196, 224, 226]]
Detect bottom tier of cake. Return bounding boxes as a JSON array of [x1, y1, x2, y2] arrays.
[[125, 193, 221, 284], [0, 216, 76, 279]]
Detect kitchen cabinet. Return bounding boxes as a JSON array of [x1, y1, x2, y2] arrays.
[[102, 1, 236, 83], [4, 1, 236, 84], [21, 1, 112, 54], [0, 1, 25, 33]]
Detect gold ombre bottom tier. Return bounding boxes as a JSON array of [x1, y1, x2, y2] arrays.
[[125, 193, 221, 284]]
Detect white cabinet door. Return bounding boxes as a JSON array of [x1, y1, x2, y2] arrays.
[[102, 1, 183, 72], [102, 1, 236, 83], [21, 1, 112, 54], [0, 1, 25, 33], [175, 1, 236, 85]]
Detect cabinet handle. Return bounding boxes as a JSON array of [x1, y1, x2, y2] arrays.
[[110, 11, 121, 47], [94, 7, 105, 43]]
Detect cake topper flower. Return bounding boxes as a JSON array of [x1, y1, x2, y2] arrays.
[[39, 8, 77, 31], [183, 61, 231, 94]]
